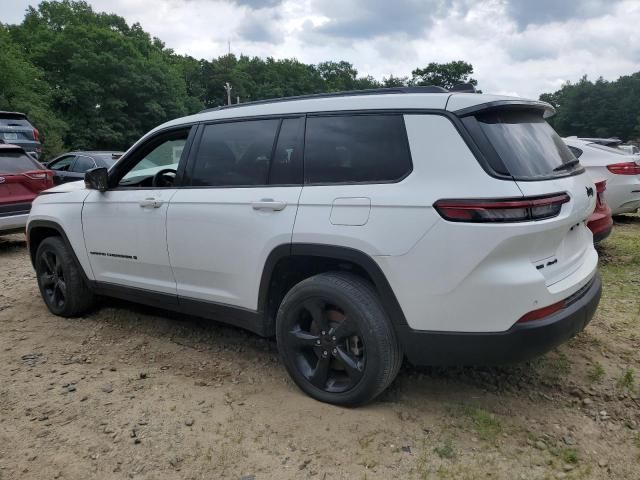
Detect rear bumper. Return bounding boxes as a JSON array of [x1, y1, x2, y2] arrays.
[[397, 274, 602, 366], [0, 213, 29, 233], [588, 210, 613, 243]]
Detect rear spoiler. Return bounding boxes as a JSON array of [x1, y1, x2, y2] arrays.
[[452, 100, 556, 119]]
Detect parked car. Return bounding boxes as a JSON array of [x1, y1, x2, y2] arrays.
[[45, 151, 123, 185], [587, 180, 613, 243], [618, 144, 640, 155], [564, 136, 640, 215], [0, 144, 53, 235], [27, 87, 601, 405], [0, 112, 42, 159]]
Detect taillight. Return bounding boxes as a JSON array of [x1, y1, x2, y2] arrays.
[[433, 193, 570, 223], [595, 180, 606, 206], [517, 300, 565, 324], [607, 162, 640, 175], [33, 128, 40, 141], [23, 170, 49, 180]]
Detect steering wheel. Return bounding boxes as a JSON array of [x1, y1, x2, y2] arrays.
[[152, 168, 177, 188]]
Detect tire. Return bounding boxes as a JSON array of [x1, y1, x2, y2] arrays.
[[35, 236, 95, 317], [276, 271, 402, 406]]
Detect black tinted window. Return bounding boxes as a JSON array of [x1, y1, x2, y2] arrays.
[[71, 156, 96, 172], [269, 118, 304, 185], [48, 155, 75, 171], [0, 152, 41, 174], [192, 120, 279, 187], [304, 115, 411, 184], [567, 146, 583, 158], [474, 110, 581, 179]]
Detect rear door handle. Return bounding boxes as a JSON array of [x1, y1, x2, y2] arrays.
[[139, 198, 162, 209], [252, 199, 287, 211]]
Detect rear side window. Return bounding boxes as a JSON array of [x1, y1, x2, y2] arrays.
[[304, 115, 412, 184], [0, 152, 41, 174], [466, 110, 582, 180], [567, 146, 583, 158], [71, 156, 96, 173], [191, 119, 279, 187]]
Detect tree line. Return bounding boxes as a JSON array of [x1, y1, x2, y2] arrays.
[[0, 0, 638, 159]]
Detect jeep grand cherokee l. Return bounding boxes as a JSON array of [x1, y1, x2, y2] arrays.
[[27, 87, 602, 406]]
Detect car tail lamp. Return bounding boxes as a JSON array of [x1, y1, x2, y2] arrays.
[[33, 128, 40, 141], [594, 180, 606, 207], [517, 300, 565, 324], [607, 162, 640, 175], [433, 193, 570, 223]]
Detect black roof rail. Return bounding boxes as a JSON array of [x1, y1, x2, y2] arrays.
[[198, 86, 450, 113]]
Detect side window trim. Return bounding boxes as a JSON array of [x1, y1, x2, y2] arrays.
[[108, 125, 197, 190]]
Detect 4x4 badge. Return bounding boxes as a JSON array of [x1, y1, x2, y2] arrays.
[[586, 186, 594, 198]]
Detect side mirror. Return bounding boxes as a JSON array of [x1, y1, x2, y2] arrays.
[[85, 167, 109, 192]]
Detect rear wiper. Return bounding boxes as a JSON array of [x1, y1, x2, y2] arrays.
[[553, 159, 581, 172]]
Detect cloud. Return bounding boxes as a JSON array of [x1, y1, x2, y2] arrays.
[[3, 0, 640, 99], [505, 0, 624, 29]]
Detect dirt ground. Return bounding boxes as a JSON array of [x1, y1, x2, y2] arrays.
[[0, 219, 639, 480]]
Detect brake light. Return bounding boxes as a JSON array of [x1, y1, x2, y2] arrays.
[[434, 193, 570, 223], [33, 128, 40, 141], [607, 162, 640, 175], [23, 170, 50, 180], [517, 300, 565, 324]]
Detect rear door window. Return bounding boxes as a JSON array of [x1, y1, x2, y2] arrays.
[[465, 110, 583, 180], [0, 152, 41, 174], [304, 114, 412, 184]]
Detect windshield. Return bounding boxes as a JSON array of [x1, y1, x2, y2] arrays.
[[0, 152, 41, 174], [475, 110, 582, 179]]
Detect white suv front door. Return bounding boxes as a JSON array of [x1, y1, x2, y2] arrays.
[[82, 128, 192, 294], [167, 117, 304, 310]]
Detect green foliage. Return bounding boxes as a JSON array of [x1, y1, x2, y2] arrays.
[[587, 363, 605, 382], [540, 73, 640, 141], [410, 60, 477, 89], [433, 439, 457, 459], [618, 368, 635, 390]]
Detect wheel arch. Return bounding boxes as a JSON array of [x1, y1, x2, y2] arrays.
[[258, 243, 407, 336], [27, 220, 91, 283]]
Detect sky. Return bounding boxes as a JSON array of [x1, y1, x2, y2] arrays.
[[3, 0, 640, 98]]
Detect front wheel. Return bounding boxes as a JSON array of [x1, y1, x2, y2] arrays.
[[35, 236, 95, 317], [276, 272, 402, 406]]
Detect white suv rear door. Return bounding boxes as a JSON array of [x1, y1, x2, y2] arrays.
[[166, 117, 304, 310]]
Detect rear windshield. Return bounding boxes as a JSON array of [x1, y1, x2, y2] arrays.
[[0, 152, 42, 174], [472, 110, 581, 179], [0, 117, 31, 127]]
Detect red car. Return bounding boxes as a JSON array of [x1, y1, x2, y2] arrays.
[[588, 179, 613, 243], [0, 144, 54, 235]]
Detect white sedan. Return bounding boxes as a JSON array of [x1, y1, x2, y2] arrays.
[[564, 136, 640, 215]]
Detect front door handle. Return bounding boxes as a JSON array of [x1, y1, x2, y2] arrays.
[[139, 198, 162, 209], [252, 199, 287, 211]]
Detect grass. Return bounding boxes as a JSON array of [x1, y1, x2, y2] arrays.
[[433, 439, 456, 460], [460, 405, 502, 441], [561, 448, 579, 465], [587, 363, 605, 382], [618, 368, 635, 390]]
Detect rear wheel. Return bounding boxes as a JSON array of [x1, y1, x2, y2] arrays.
[[276, 272, 401, 406], [35, 236, 95, 317]]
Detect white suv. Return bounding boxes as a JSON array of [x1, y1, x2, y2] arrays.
[[27, 88, 602, 406]]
